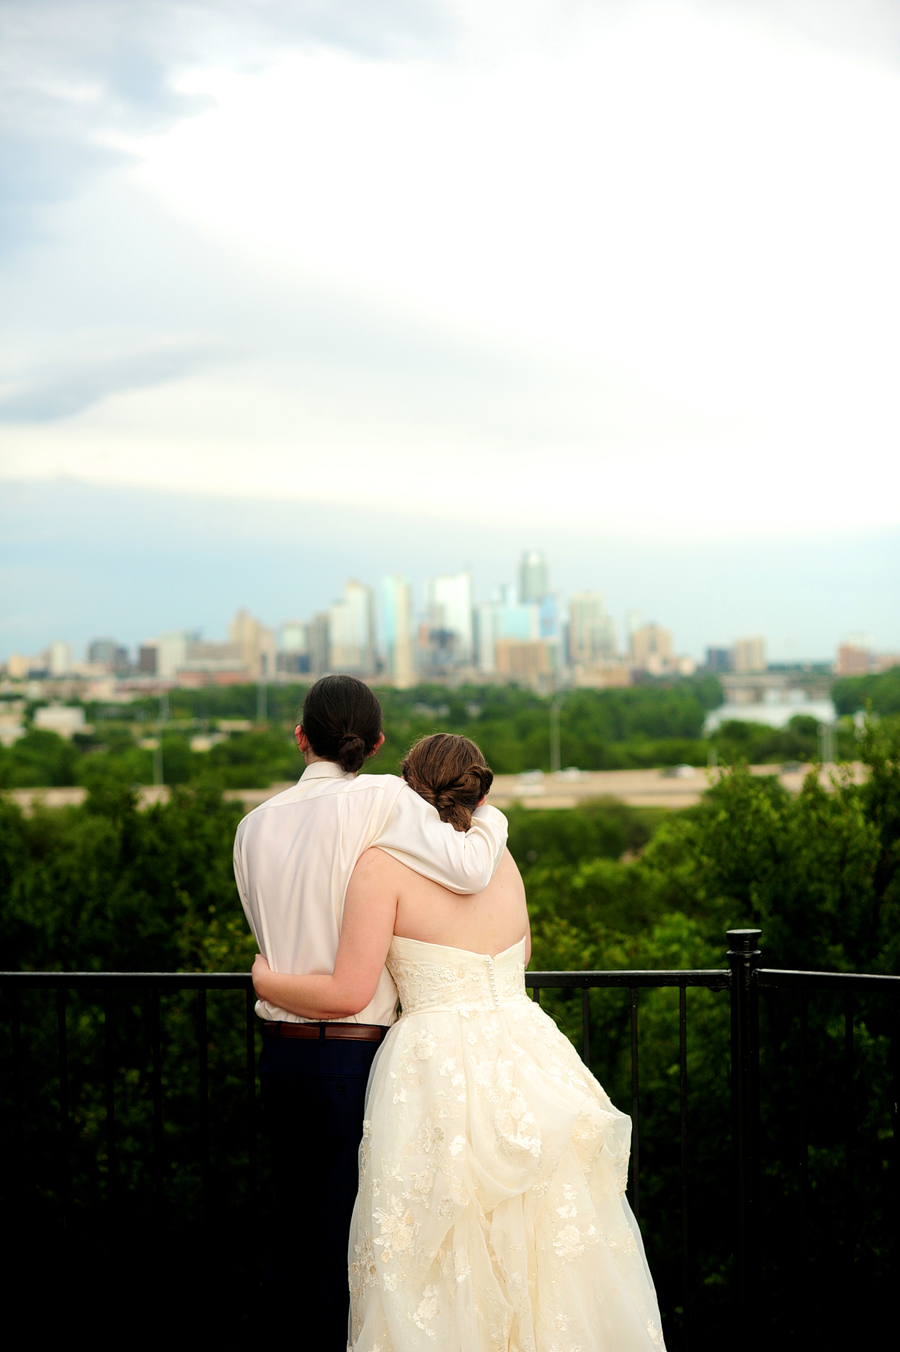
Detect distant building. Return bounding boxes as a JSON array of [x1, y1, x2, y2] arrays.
[[568, 593, 616, 666], [47, 641, 72, 677], [87, 638, 129, 673], [379, 576, 414, 687], [494, 637, 560, 689], [87, 638, 116, 667], [630, 623, 672, 669], [518, 551, 549, 604], [229, 610, 277, 681], [836, 643, 871, 677], [280, 621, 308, 653], [181, 640, 247, 676], [704, 647, 733, 674], [152, 631, 195, 679], [329, 581, 375, 675], [476, 586, 540, 673], [425, 573, 474, 666], [417, 625, 459, 678], [308, 613, 331, 677], [138, 645, 158, 675], [732, 636, 766, 673], [33, 705, 88, 738], [277, 621, 310, 676]]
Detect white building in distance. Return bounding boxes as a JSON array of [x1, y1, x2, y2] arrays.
[[424, 573, 474, 666]]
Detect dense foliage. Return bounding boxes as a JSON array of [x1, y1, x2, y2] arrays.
[[832, 663, 900, 716]]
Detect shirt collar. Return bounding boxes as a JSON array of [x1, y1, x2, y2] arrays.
[[299, 760, 356, 783]]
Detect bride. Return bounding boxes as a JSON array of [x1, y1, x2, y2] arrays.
[[253, 733, 666, 1351]]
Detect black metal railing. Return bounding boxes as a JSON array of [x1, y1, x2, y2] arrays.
[[2, 929, 898, 1348]]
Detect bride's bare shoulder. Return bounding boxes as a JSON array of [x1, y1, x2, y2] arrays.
[[352, 846, 410, 879]]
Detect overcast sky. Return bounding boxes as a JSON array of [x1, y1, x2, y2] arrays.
[[2, 1, 899, 658]]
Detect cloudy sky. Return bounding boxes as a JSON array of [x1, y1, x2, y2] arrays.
[[2, 0, 899, 659]]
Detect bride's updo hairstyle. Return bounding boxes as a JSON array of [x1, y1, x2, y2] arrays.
[[301, 675, 383, 774], [401, 733, 493, 832]]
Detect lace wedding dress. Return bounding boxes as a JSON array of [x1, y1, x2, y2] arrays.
[[348, 936, 666, 1351]]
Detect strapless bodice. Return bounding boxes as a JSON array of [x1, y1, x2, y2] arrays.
[[386, 934, 529, 1016]]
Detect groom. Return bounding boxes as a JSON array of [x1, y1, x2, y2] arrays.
[[234, 675, 507, 1348]]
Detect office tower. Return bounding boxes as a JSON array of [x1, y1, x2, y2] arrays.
[[568, 593, 617, 665], [308, 613, 331, 677], [276, 620, 310, 676], [229, 610, 277, 680], [47, 641, 72, 677], [705, 647, 732, 674], [476, 584, 540, 673], [329, 580, 375, 675], [280, 621, 308, 654], [425, 573, 474, 666], [138, 644, 159, 675], [732, 636, 766, 673], [519, 550, 549, 604], [379, 575, 414, 687], [152, 631, 194, 679], [87, 638, 129, 673], [630, 623, 673, 670], [836, 643, 871, 677]]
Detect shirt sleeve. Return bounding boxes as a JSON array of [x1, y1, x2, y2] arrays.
[[374, 784, 508, 893]]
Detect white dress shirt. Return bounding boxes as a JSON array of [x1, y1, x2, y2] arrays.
[[233, 760, 509, 1026]]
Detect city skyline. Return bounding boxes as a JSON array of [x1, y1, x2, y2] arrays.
[[7, 539, 896, 690], [4, 480, 898, 668]]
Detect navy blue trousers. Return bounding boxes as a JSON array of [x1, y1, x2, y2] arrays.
[[259, 1028, 386, 1351]]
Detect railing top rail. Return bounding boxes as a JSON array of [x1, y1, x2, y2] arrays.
[[526, 969, 731, 989], [0, 971, 253, 989], [2, 966, 897, 995], [757, 967, 900, 993]]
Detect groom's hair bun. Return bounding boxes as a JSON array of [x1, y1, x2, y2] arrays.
[[301, 675, 383, 774], [401, 733, 493, 833]]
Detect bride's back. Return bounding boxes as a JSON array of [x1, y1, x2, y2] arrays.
[[389, 846, 528, 958]]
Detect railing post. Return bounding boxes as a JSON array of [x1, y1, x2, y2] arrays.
[[727, 927, 761, 1345]]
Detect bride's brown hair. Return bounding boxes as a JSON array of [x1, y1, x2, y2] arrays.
[[401, 733, 494, 832]]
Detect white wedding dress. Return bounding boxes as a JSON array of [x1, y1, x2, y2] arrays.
[[348, 935, 666, 1351]]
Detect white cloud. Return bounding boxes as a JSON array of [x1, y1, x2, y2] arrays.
[[2, 0, 900, 536]]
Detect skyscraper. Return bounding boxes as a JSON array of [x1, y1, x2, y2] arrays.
[[379, 575, 414, 687], [732, 636, 766, 673], [568, 593, 616, 665], [630, 623, 673, 670], [329, 581, 375, 675], [518, 550, 548, 604], [229, 610, 277, 680], [424, 573, 474, 666]]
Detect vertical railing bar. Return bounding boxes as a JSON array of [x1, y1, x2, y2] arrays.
[[245, 984, 257, 1208], [532, 984, 541, 1005], [103, 989, 117, 1203], [679, 983, 689, 1349], [198, 986, 210, 1221], [799, 995, 808, 1300], [581, 986, 590, 1066], [844, 991, 854, 1274], [57, 985, 70, 1218], [150, 985, 164, 1208], [727, 928, 761, 1351], [11, 986, 23, 1163], [892, 994, 900, 1277], [630, 986, 640, 1224]]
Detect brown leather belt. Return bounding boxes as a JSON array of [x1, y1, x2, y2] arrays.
[[261, 1021, 385, 1043]]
